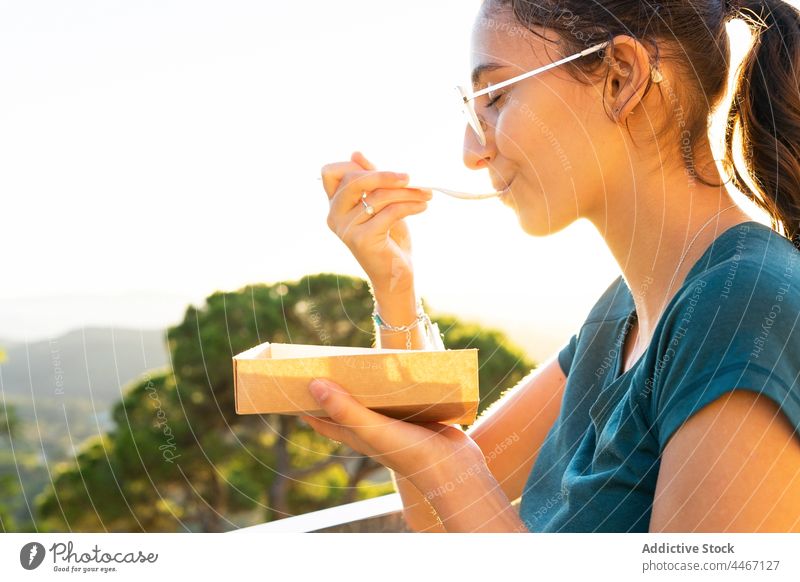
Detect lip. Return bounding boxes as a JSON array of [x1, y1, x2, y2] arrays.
[[491, 175, 514, 192], [497, 177, 514, 198]]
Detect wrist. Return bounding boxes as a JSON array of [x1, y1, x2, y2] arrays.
[[370, 273, 416, 298], [411, 452, 486, 503], [413, 456, 526, 532]]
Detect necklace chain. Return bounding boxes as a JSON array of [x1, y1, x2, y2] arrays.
[[626, 204, 741, 361]]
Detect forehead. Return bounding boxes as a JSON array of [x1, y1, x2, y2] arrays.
[[470, 7, 558, 77]]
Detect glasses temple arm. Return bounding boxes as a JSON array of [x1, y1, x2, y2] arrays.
[[468, 40, 610, 100]]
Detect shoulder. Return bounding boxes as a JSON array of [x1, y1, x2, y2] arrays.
[[556, 275, 632, 377], [646, 250, 800, 453], [653, 253, 800, 378], [651, 388, 800, 531], [582, 274, 633, 325], [662, 253, 799, 337], [691, 221, 800, 307]]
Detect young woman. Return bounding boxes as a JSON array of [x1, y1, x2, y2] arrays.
[[309, 0, 800, 532]]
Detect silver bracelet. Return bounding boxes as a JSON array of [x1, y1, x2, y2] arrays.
[[372, 300, 445, 350]]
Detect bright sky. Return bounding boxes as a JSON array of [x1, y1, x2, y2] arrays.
[[0, 1, 782, 360]]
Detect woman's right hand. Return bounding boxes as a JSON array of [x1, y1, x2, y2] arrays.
[[320, 151, 432, 294]]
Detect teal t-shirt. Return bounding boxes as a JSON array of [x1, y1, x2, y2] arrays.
[[518, 220, 800, 532]]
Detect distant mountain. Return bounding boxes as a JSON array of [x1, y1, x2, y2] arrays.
[[0, 327, 169, 408], [0, 290, 195, 344], [0, 327, 171, 466]]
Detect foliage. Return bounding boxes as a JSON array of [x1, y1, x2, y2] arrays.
[[25, 273, 535, 531]]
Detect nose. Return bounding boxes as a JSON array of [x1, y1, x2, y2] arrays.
[[462, 123, 494, 170]]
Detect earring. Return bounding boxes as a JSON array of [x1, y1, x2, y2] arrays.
[[650, 66, 663, 83]]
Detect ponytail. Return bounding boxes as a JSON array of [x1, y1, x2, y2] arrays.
[[724, 0, 800, 250]]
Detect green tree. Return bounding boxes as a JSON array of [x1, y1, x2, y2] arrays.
[[36, 273, 534, 531], [0, 402, 20, 531], [0, 403, 17, 437]]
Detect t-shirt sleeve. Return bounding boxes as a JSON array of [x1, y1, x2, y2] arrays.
[[556, 275, 624, 378], [650, 263, 800, 454], [557, 332, 579, 377]]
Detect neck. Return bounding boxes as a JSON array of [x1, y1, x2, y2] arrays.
[[586, 171, 753, 347]]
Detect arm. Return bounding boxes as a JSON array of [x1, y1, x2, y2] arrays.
[[391, 471, 447, 532], [379, 295, 568, 529], [466, 352, 567, 503], [370, 284, 428, 350], [403, 355, 567, 531], [406, 355, 567, 532], [371, 281, 568, 531], [371, 283, 445, 530], [650, 389, 800, 532], [376, 293, 566, 532], [414, 456, 530, 532]]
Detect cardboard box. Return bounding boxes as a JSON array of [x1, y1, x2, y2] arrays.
[[233, 342, 479, 425]]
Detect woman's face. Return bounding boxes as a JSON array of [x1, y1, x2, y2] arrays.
[[464, 7, 627, 235]]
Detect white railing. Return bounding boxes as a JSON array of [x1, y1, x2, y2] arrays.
[[230, 493, 404, 533]]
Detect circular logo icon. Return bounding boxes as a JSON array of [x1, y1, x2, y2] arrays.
[[19, 542, 46, 570]]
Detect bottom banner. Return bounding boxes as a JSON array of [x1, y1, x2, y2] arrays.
[[1, 533, 798, 581]]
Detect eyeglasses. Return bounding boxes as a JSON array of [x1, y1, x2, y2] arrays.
[[456, 40, 661, 147], [456, 40, 610, 147]]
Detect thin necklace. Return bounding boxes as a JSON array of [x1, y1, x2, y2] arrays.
[[625, 204, 741, 363]]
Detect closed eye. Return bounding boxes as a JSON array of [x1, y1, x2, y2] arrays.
[[486, 91, 506, 108]]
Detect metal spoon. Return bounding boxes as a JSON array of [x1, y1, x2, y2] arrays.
[[406, 184, 506, 200], [315, 176, 506, 200]]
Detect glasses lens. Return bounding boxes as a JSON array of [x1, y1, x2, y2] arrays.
[[455, 85, 486, 147]]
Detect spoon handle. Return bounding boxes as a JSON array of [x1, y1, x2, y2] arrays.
[[407, 185, 502, 200], [314, 176, 502, 200]]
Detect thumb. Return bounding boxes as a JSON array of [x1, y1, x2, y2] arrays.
[[307, 378, 386, 430]]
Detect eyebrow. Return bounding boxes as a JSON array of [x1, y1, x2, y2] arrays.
[[471, 62, 509, 87]]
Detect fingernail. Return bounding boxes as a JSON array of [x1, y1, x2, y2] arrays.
[[309, 379, 330, 402], [396, 173, 409, 181]]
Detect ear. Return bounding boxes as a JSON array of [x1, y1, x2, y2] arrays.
[[604, 34, 656, 122]]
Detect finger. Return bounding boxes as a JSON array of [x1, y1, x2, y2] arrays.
[[307, 378, 404, 449], [301, 415, 348, 444], [351, 151, 376, 171], [337, 199, 429, 242], [342, 188, 432, 229], [359, 200, 430, 233], [320, 160, 365, 200], [412, 421, 460, 433], [330, 170, 411, 216], [302, 414, 378, 458], [365, 187, 433, 209]]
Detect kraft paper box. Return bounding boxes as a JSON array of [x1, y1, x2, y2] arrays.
[[232, 342, 479, 425]]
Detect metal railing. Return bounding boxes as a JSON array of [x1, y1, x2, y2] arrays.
[[231, 493, 408, 533], [231, 491, 522, 533]]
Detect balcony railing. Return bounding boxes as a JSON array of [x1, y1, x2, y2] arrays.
[[231, 492, 522, 533], [231, 493, 409, 533]]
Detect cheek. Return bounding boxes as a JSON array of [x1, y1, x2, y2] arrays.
[[493, 106, 526, 155], [498, 97, 607, 217], [497, 97, 592, 184]]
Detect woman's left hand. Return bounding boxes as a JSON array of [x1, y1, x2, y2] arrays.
[[300, 378, 485, 490]]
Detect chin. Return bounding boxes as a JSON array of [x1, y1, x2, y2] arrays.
[[516, 207, 573, 237], [509, 183, 576, 236]]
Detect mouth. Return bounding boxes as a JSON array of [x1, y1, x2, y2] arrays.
[[491, 175, 514, 192], [497, 177, 514, 199]]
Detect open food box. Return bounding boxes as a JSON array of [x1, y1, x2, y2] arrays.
[[232, 342, 479, 425]]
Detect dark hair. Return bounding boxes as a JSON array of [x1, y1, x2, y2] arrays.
[[483, 0, 800, 250]]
